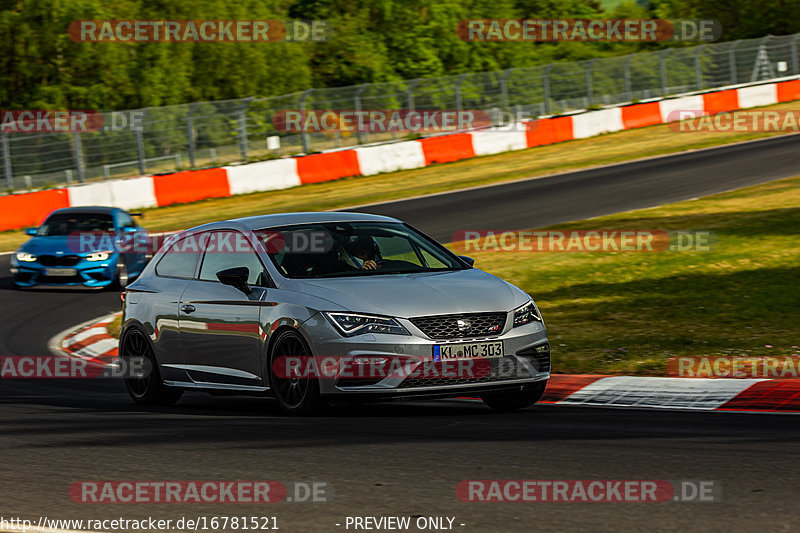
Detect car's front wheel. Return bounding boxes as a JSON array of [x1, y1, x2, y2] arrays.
[[481, 381, 548, 412], [121, 327, 183, 406], [269, 329, 326, 416]]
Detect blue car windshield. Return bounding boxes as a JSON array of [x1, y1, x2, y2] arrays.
[[37, 214, 115, 236], [258, 222, 467, 279]]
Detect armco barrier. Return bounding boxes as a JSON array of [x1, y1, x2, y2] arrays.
[[621, 102, 663, 130], [419, 133, 476, 165], [702, 89, 740, 115], [107, 176, 158, 210], [354, 141, 426, 176], [737, 84, 778, 108], [225, 159, 300, 195], [777, 79, 800, 102], [526, 116, 574, 147], [297, 150, 361, 184], [153, 168, 230, 207], [470, 128, 528, 156], [0, 188, 70, 231], [658, 94, 704, 122], [572, 107, 624, 139], [3, 78, 800, 233]]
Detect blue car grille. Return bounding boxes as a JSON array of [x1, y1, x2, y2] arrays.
[[38, 255, 81, 267]]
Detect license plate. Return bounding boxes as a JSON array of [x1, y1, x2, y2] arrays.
[[433, 341, 504, 362], [45, 268, 76, 276]]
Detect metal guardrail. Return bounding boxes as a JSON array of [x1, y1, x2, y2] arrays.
[[3, 32, 800, 191]]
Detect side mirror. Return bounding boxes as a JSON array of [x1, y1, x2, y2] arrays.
[[457, 255, 475, 267], [25, 227, 38, 236], [216, 267, 252, 295]]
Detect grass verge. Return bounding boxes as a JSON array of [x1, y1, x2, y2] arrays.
[[453, 174, 800, 374], [2, 101, 800, 252]]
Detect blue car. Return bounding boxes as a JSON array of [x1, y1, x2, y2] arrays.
[[10, 206, 150, 289]]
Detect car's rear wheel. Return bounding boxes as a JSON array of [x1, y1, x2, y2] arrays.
[[269, 329, 325, 416], [481, 381, 547, 412], [121, 328, 183, 406]]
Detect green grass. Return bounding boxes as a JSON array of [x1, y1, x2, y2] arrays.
[[2, 100, 800, 253], [451, 175, 800, 374]]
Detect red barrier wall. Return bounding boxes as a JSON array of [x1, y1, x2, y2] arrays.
[[297, 150, 361, 184], [621, 102, 663, 129], [419, 133, 476, 165], [702, 90, 740, 115], [0, 189, 70, 232], [525, 116, 574, 147], [152, 168, 230, 207], [777, 79, 800, 102]]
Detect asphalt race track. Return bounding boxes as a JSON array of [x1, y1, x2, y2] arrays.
[[3, 134, 800, 531]]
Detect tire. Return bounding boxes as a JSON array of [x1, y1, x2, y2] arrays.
[[111, 259, 129, 290], [268, 329, 325, 416], [121, 327, 183, 406], [481, 381, 548, 413]]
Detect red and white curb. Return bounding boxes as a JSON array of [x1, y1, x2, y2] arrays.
[[49, 316, 800, 413], [48, 311, 120, 366]]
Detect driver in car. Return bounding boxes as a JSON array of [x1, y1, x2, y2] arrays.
[[346, 236, 381, 271]]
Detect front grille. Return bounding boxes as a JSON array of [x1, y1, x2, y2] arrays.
[[36, 274, 84, 284], [398, 357, 532, 388], [410, 312, 506, 340], [38, 255, 80, 267]]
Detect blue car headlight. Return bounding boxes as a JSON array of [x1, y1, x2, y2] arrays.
[[324, 312, 410, 337], [86, 251, 112, 262], [16, 252, 37, 262], [513, 300, 543, 327]]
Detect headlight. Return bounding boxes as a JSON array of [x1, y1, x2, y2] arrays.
[[324, 312, 410, 337], [15, 252, 37, 262], [513, 300, 543, 327], [86, 251, 112, 262]]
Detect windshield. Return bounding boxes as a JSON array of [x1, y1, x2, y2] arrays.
[[258, 222, 466, 279], [37, 213, 115, 236]]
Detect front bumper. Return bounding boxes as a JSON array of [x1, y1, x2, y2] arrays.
[[11, 259, 117, 288], [299, 312, 550, 398]]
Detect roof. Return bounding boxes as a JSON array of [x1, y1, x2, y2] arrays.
[[197, 211, 401, 232], [48, 206, 120, 215]]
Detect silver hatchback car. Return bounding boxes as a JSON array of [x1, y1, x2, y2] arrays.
[[120, 212, 549, 415]]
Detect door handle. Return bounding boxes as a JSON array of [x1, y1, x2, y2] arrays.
[[180, 304, 196, 313]]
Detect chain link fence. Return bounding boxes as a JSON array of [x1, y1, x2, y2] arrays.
[[3, 32, 800, 191]]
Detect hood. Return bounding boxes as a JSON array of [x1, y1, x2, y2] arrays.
[[289, 268, 531, 317], [19, 235, 111, 256]]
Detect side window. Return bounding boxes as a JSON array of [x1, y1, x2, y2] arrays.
[[155, 234, 205, 279], [117, 212, 136, 229], [199, 231, 267, 286]]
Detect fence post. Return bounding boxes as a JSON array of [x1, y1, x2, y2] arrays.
[[299, 89, 313, 154], [65, 169, 73, 185], [694, 45, 705, 91], [792, 34, 800, 75], [1, 133, 12, 190], [623, 54, 633, 102], [135, 109, 147, 175], [728, 40, 741, 85], [186, 103, 197, 168], [454, 73, 467, 112], [500, 69, 513, 113], [659, 48, 670, 95], [354, 84, 368, 145], [406, 79, 420, 111], [238, 98, 252, 160], [72, 132, 85, 183], [542, 64, 553, 115], [584, 59, 597, 107]]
